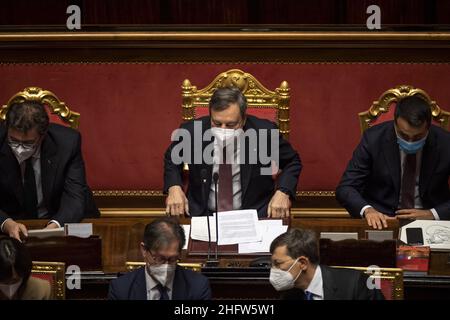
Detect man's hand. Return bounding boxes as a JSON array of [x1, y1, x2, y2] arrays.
[[45, 222, 60, 229], [268, 190, 291, 218], [166, 185, 189, 216], [396, 209, 435, 220], [2, 219, 28, 242], [364, 207, 396, 230]]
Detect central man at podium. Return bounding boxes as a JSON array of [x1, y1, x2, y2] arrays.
[[164, 87, 302, 218]]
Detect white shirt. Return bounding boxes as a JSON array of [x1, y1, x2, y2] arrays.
[[305, 265, 324, 300], [208, 140, 242, 211], [360, 148, 439, 220], [144, 267, 174, 300]]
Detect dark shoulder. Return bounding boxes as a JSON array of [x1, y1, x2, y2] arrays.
[[430, 124, 450, 140], [323, 266, 365, 283], [178, 267, 209, 284], [111, 268, 142, 286], [363, 121, 394, 139], [48, 123, 81, 142], [245, 115, 278, 130]]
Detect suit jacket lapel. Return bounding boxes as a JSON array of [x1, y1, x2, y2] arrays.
[[321, 266, 338, 300], [130, 268, 147, 300], [40, 135, 58, 209], [0, 140, 25, 206], [382, 125, 401, 200], [240, 120, 253, 202], [172, 267, 187, 300], [419, 129, 439, 197]]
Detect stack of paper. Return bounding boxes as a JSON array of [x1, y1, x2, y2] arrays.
[[239, 220, 288, 254], [190, 210, 263, 245]]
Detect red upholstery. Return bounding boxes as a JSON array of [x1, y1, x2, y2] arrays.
[[30, 273, 53, 286], [380, 278, 394, 300], [1, 63, 450, 191]]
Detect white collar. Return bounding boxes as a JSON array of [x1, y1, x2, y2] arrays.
[[305, 265, 323, 300]]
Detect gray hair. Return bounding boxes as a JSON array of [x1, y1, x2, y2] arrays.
[[209, 87, 247, 119], [143, 217, 186, 253], [270, 228, 320, 265], [5, 101, 49, 135]]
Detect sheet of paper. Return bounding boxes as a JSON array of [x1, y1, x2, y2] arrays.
[[239, 220, 287, 254], [217, 210, 262, 245], [27, 227, 65, 239], [181, 225, 191, 250], [65, 223, 93, 238], [190, 215, 217, 242], [400, 220, 450, 251], [190, 210, 263, 245]]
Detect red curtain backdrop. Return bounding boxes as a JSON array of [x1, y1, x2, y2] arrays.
[[1, 63, 449, 191]]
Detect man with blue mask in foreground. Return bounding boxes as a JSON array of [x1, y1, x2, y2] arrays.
[[270, 228, 384, 300], [336, 96, 450, 229], [108, 217, 211, 300]]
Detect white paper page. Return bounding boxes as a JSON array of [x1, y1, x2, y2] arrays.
[[239, 224, 288, 254], [181, 225, 191, 250], [190, 215, 217, 242], [65, 223, 93, 238], [217, 209, 262, 245]]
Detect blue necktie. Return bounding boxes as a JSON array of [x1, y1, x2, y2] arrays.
[[305, 291, 314, 300], [157, 284, 169, 300]]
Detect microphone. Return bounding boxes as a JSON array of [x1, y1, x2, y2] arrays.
[[200, 169, 212, 261], [213, 172, 220, 261]]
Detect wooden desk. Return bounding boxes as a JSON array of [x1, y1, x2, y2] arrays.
[[18, 216, 450, 300]]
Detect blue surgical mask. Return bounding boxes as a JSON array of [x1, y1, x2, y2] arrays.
[[396, 134, 427, 154]]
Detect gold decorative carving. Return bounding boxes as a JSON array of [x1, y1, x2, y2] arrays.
[[359, 85, 450, 133], [182, 69, 290, 139], [1, 87, 80, 129]]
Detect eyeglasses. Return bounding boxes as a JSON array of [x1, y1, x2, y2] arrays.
[[8, 138, 36, 150], [147, 250, 179, 264]]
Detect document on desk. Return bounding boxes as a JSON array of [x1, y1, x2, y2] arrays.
[[190, 210, 263, 245], [239, 220, 287, 254], [27, 227, 65, 239]]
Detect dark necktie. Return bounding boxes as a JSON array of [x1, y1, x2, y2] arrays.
[[305, 291, 314, 300], [218, 146, 233, 212], [23, 157, 38, 217], [156, 283, 169, 300], [400, 153, 417, 209]]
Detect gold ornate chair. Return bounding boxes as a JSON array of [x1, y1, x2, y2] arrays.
[[125, 261, 202, 273], [181, 69, 291, 139], [333, 266, 403, 300], [1, 87, 80, 129], [359, 85, 450, 134], [31, 261, 66, 300]]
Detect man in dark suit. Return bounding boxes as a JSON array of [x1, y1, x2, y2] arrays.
[[108, 217, 211, 300], [270, 228, 384, 300], [336, 96, 450, 229], [164, 87, 302, 218], [0, 101, 99, 241]]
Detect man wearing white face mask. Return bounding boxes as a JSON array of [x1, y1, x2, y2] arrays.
[[0, 236, 51, 300], [269, 229, 384, 300], [108, 217, 211, 300], [0, 101, 99, 241], [337, 96, 450, 229], [164, 86, 302, 218]]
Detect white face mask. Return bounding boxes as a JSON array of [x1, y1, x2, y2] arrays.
[[9, 143, 37, 164], [148, 263, 176, 286], [0, 279, 22, 299], [211, 127, 242, 147], [269, 258, 302, 291]]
